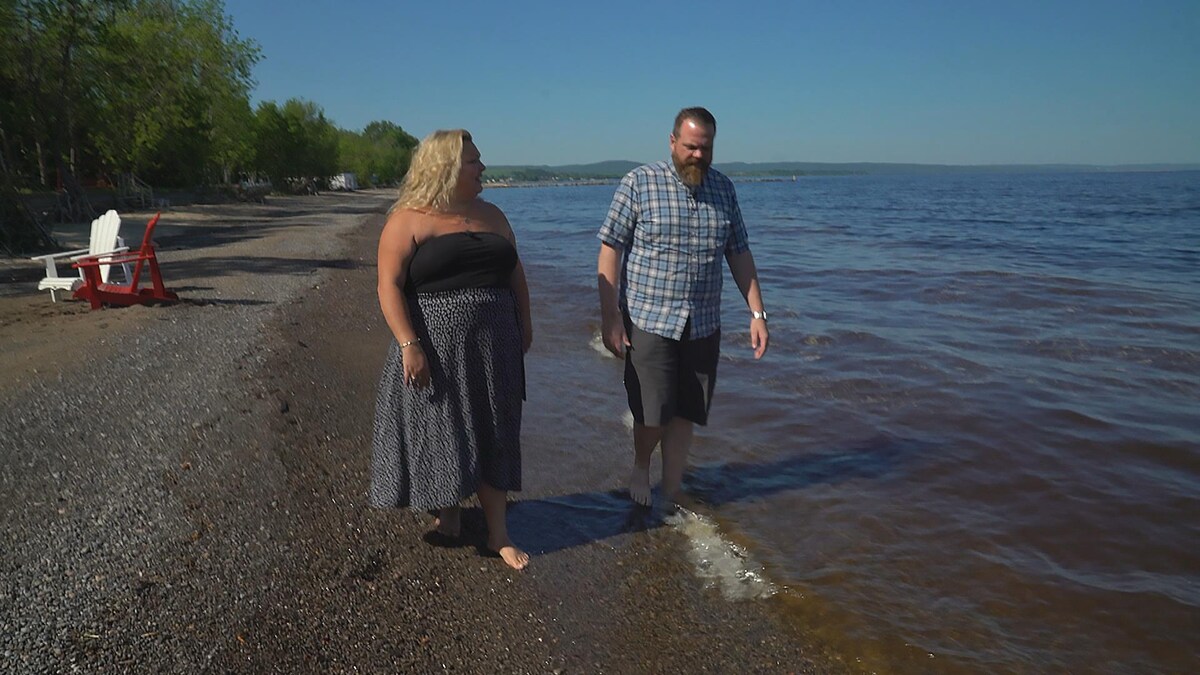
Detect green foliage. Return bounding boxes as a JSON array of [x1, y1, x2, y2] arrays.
[[93, 0, 261, 185], [0, 0, 425, 250], [0, 0, 260, 189], [253, 98, 339, 189], [336, 120, 418, 187]]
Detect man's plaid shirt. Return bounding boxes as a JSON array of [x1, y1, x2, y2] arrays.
[[598, 160, 750, 340]]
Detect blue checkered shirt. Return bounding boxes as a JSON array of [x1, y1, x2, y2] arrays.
[[598, 160, 750, 340]]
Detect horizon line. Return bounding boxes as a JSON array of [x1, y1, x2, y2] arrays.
[[487, 159, 1200, 168]]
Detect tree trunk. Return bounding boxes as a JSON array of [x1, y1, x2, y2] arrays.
[[0, 183, 57, 256], [35, 140, 47, 187], [0, 115, 57, 254], [56, 158, 92, 223]]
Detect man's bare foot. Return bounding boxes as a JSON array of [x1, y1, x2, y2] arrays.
[[628, 465, 652, 506], [663, 491, 697, 513], [488, 538, 529, 570], [433, 506, 461, 538]]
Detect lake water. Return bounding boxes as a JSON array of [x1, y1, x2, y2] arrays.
[[486, 171, 1200, 673]]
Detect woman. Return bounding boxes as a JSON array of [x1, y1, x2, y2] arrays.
[[370, 129, 532, 570]]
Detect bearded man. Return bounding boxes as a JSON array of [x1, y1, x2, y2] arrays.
[[597, 106, 770, 506]]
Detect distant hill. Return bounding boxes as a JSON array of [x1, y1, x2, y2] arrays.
[[485, 160, 1200, 181], [486, 161, 641, 181]]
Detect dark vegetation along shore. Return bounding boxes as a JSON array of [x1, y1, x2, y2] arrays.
[[1, 1, 419, 256], [0, 193, 845, 673]]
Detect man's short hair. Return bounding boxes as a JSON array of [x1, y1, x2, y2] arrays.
[[673, 107, 717, 136]]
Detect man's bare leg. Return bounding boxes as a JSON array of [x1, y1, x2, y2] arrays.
[[477, 480, 529, 570], [630, 422, 663, 506], [660, 416, 694, 504]]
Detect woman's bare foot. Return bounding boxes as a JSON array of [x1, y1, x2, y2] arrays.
[[489, 537, 530, 570], [628, 465, 652, 506], [433, 506, 461, 538]]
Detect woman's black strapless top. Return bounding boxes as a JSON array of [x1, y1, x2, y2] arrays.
[[406, 231, 517, 293]]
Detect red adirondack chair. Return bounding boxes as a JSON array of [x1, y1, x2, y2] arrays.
[[72, 212, 179, 309]]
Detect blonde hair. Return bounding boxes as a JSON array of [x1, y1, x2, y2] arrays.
[[390, 129, 472, 213]]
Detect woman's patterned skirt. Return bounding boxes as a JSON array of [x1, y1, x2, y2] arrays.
[[370, 286, 524, 511]]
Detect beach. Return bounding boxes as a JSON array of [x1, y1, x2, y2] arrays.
[[0, 193, 840, 673]]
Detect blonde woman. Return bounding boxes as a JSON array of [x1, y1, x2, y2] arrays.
[[370, 130, 532, 570]]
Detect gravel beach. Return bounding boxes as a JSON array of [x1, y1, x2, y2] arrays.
[[1, 194, 844, 673]]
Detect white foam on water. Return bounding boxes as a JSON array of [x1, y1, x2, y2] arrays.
[[621, 410, 634, 430], [589, 331, 617, 358], [666, 507, 777, 601]]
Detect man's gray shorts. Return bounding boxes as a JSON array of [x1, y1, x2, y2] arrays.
[[623, 315, 720, 427]]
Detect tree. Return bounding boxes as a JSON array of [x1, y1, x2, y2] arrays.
[[253, 98, 338, 189], [0, 0, 122, 243], [1, 0, 261, 250], [337, 120, 418, 186], [89, 0, 260, 185]]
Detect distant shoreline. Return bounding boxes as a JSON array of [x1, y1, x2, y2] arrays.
[[483, 161, 1200, 184], [485, 175, 812, 189], [482, 164, 1200, 189], [485, 178, 616, 189]]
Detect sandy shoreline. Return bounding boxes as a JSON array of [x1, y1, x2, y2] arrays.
[[0, 195, 842, 673]]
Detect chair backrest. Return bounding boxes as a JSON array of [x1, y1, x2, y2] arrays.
[[127, 213, 162, 290], [137, 212, 161, 251], [88, 210, 122, 283]]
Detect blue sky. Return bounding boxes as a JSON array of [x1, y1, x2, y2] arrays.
[[223, 0, 1199, 166]]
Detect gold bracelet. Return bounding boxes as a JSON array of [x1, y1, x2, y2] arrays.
[[399, 338, 420, 349]]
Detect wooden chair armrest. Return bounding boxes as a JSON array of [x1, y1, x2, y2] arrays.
[[30, 247, 89, 262], [71, 246, 130, 261], [74, 250, 153, 268]]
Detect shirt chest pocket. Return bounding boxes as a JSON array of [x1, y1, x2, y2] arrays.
[[693, 202, 730, 261], [636, 201, 682, 250], [637, 198, 729, 257]]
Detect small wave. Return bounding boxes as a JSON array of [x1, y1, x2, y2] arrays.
[[590, 331, 617, 359], [666, 507, 777, 601], [1028, 405, 1117, 431], [622, 410, 634, 430]]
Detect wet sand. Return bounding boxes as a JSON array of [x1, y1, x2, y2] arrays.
[[0, 194, 844, 673]]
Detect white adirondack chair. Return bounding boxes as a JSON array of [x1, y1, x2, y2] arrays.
[[30, 210, 130, 302]]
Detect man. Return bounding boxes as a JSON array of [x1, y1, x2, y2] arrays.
[[597, 107, 769, 506]]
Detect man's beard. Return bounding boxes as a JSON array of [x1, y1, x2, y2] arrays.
[[674, 157, 708, 187]]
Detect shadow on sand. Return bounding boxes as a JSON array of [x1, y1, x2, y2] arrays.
[[486, 435, 919, 556], [165, 255, 360, 283]]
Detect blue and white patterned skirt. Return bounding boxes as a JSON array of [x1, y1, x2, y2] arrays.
[[370, 286, 524, 511]]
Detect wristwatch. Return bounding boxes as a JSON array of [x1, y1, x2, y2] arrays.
[[751, 310, 768, 322]]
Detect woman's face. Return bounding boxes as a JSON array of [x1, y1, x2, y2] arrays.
[[455, 139, 485, 200]]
